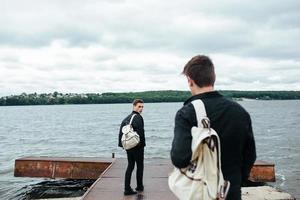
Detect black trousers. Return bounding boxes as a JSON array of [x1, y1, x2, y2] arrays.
[[226, 184, 241, 200], [125, 147, 144, 190]]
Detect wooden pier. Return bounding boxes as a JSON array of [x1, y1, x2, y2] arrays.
[[14, 157, 276, 199]]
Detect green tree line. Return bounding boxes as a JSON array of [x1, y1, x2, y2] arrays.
[[0, 90, 300, 106]]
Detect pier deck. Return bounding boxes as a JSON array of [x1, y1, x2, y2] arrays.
[[81, 158, 176, 200], [14, 157, 276, 199]]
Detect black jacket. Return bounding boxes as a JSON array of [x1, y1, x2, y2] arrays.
[[171, 91, 256, 187], [119, 111, 146, 150]]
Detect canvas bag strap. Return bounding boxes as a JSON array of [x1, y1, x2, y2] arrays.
[[129, 114, 136, 125], [192, 99, 223, 189], [191, 99, 207, 128]]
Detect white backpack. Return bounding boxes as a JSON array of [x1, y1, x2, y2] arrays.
[[168, 99, 230, 200], [121, 114, 140, 150]]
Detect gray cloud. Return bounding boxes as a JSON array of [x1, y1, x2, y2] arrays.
[[1, 0, 299, 58], [0, 0, 299, 95]]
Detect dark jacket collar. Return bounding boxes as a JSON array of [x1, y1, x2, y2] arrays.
[[132, 111, 140, 114], [184, 91, 222, 105]]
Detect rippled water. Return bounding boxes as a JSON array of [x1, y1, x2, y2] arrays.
[[0, 101, 299, 199]]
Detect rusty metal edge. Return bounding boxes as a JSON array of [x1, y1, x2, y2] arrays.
[[249, 177, 276, 182], [14, 158, 113, 179], [254, 160, 275, 166], [15, 157, 114, 164], [80, 158, 116, 200]]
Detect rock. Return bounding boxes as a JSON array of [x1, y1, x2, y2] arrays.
[[242, 186, 295, 200]]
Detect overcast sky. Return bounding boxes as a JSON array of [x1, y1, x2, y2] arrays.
[[1, 0, 299, 96]]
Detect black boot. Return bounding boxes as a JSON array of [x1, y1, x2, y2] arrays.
[[135, 186, 144, 192], [124, 188, 137, 195]]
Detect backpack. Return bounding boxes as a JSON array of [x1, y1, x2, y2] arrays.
[[168, 99, 230, 200], [121, 114, 140, 150]]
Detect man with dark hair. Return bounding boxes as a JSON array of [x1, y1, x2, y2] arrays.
[[119, 99, 146, 195], [171, 55, 256, 200]]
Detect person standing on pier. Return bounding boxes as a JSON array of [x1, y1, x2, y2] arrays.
[[119, 99, 146, 195], [171, 55, 256, 200]]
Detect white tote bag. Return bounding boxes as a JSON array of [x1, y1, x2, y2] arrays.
[[168, 99, 230, 200]]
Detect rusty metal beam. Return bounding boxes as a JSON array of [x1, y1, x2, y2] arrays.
[[14, 157, 275, 183], [14, 157, 114, 179], [249, 160, 275, 182]]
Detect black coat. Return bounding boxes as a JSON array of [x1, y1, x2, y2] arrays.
[[171, 91, 256, 187], [119, 111, 146, 150]]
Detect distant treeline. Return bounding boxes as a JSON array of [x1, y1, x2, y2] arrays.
[[0, 90, 300, 106]]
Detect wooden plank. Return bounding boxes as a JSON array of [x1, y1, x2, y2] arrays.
[[14, 157, 114, 179]]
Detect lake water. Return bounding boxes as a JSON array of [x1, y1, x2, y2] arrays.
[[0, 101, 299, 199]]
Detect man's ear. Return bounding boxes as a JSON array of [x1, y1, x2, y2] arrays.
[[187, 76, 194, 87]]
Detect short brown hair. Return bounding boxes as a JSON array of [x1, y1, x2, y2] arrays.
[[133, 99, 144, 106], [182, 55, 215, 87]]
